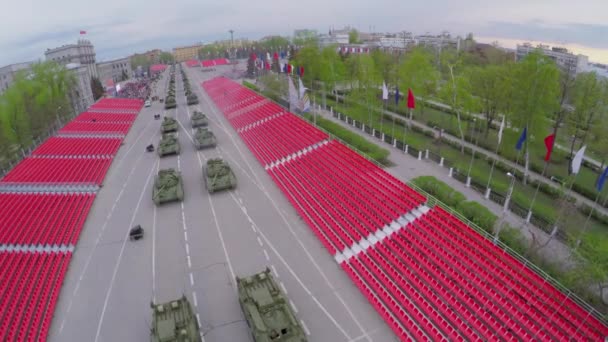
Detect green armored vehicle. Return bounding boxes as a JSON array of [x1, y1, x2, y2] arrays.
[[158, 133, 181, 157], [150, 295, 201, 342], [152, 168, 184, 205], [187, 94, 199, 105], [161, 116, 178, 133], [190, 111, 208, 128], [193, 128, 217, 149], [237, 268, 308, 342], [165, 96, 177, 109], [204, 158, 236, 193]]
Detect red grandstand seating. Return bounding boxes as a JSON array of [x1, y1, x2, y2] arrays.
[[0, 193, 96, 245], [74, 112, 137, 123], [0, 157, 112, 185], [33, 137, 122, 156], [88, 98, 143, 112], [201, 58, 230, 67], [150, 64, 167, 72], [0, 252, 71, 341], [202, 76, 608, 341], [59, 122, 132, 135], [185, 60, 200, 67]]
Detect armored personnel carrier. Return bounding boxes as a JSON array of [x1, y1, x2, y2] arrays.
[[190, 111, 208, 128], [158, 133, 181, 157], [150, 295, 201, 342], [193, 128, 217, 150], [204, 158, 236, 193], [161, 116, 178, 133], [152, 168, 184, 205], [237, 268, 308, 342]]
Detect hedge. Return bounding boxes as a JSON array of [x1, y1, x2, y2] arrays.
[[411, 176, 498, 233], [242, 80, 259, 91], [304, 115, 390, 165]]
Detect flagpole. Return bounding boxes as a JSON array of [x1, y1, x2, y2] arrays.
[[485, 114, 505, 198], [524, 161, 549, 223]]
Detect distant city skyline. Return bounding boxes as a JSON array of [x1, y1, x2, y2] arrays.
[[1, 0, 607, 65]]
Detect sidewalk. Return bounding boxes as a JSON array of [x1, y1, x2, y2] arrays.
[[314, 108, 575, 265], [327, 98, 608, 218]]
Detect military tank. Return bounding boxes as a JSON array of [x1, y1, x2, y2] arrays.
[[161, 116, 178, 133], [237, 268, 308, 342], [158, 133, 181, 157], [150, 295, 201, 342], [187, 94, 199, 105], [190, 111, 208, 128], [193, 128, 217, 150], [152, 168, 184, 205], [204, 158, 236, 193], [165, 96, 177, 109]]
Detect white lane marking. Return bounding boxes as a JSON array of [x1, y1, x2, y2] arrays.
[[271, 265, 279, 278], [60, 131, 156, 336], [152, 161, 159, 302], [94, 159, 158, 342], [263, 250, 270, 261], [184, 230, 188, 242], [193, 292, 198, 307], [257, 236, 263, 246], [187, 255, 192, 268], [289, 299, 299, 314], [257, 228, 351, 340], [301, 320, 311, 336], [279, 282, 288, 295], [113, 119, 155, 170], [185, 244, 190, 256], [190, 272, 195, 286], [196, 314, 202, 329]]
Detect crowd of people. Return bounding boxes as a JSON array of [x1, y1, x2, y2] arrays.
[[116, 79, 152, 100]]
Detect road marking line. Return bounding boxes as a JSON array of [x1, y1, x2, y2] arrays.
[[184, 230, 188, 242], [279, 281, 288, 295], [257, 236, 263, 246], [152, 161, 159, 302], [263, 250, 270, 261], [301, 320, 311, 336], [193, 292, 198, 307], [190, 272, 194, 286], [289, 299, 298, 314], [94, 159, 158, 342], [187, 255, 192, 268], [185, 244, 190, 256], [271, 265, 279, 277]]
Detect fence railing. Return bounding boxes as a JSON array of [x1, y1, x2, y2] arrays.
[[407, 182, 608, 324]]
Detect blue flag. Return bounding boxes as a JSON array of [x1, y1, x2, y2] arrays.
[[395, 87, 400, 106], [516, 127, 527, 151], [597, 166, 608, 192]]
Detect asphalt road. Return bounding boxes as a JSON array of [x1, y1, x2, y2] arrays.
[[48, 63, 397, 342]]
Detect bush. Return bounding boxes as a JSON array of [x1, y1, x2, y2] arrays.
[[458, 201, 498, 233], [243, 81, 259, 91], [411, 176, 466, 208], [498, 225, 528, 255], [307, 115, 390, 165]]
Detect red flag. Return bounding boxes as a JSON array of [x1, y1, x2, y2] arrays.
[[80, 30, 86, 35], [273, 52, 279, 60], [407, 88, 416, 109], [300, 66, 304, 77], [287, 64, 292, 74], [544, 134, 555, 161]]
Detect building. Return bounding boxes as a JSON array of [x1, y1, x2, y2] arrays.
[[516, 43, 589, 75], [65, 63, 94, 115], [173, 44, 203, 62], [294, 29, 318, 40], [97, 57, 131, 86], [415, 32, 462, 51], [379, 32, 416, 49], [45, 39, 98, 79], [0, 61, 34, 95]]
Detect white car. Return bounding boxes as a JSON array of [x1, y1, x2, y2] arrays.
[[145, 100, 151, 107]]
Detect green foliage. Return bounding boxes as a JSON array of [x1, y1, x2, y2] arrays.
[[260, 36, 290, 51], [399, 48, 440, 110], [159, 51, 174, 64], [0, 61, 75, 168], [348, 30, 359, 44], [412, 176, 498, 232], [90, 77, 104, 100], [242, 81, 259, 92], [308, 115, 390, 165], [568, 72, 604, 151]]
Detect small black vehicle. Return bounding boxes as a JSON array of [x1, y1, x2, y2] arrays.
[[146, 144, 155, 152], [130, 225, 144, 240]]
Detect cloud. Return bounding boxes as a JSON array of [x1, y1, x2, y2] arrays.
[[0, 0, 607, 66]]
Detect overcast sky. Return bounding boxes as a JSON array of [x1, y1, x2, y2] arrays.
[[1, 0, 607, 66]]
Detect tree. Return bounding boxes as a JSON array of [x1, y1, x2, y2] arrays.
[[573, 232, 608, 305], [260, 36, 290, 53], [510, 51, 560, 138], [349, 30, 360, 44], [371, 50, 397, 88], [398, 47, 440, 115], [469, 63, 514, 135], [90, 77, 104, 100], [568, 72, 604, 156], [159, 51, 174, 64]]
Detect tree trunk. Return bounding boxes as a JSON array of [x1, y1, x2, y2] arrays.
[[569, 127, 579, 158]]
